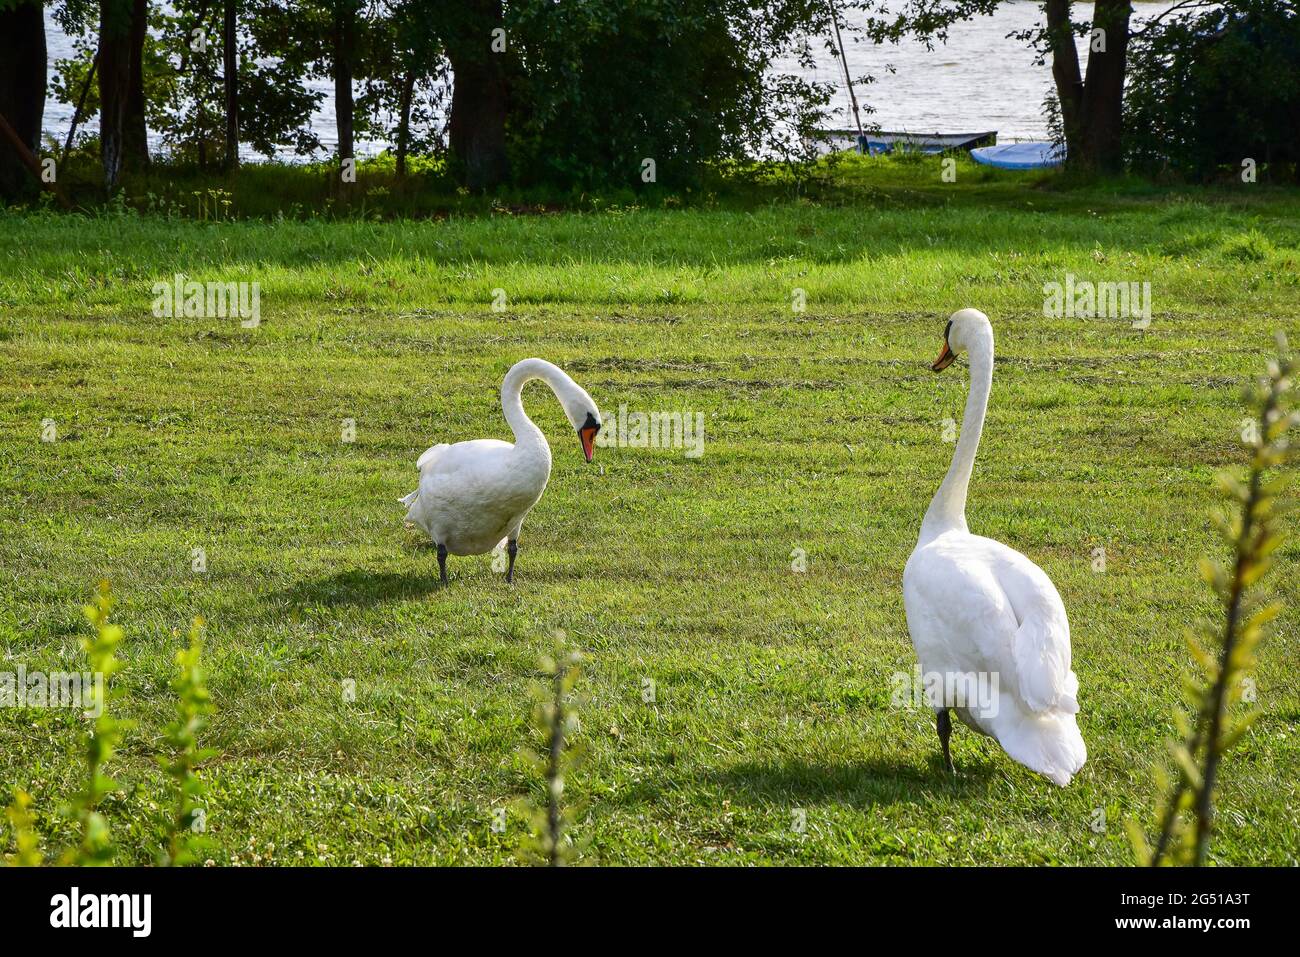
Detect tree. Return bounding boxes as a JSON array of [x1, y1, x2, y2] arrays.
[[427, 0, 837, 191], [49, 0, 102, 164], [98, 0, 150, 187], [49, 0, 323, 176], [126, 0, 149, 166], [877, 0, 1137, 172], [0, 0, 47, 199], [140, 0, 322, 165], [357, 0, 448, 177], [250, 0, 373, 167], [223, 0, 238, 170], [432, 0, 510, 190], [331, 0, 359, 166], [1044, 0, 1132, 172]]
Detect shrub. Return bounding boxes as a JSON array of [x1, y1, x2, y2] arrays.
[[1125, 0, 1300, 182], [2, 584, 216, 867], [505, 0, 834, 189]]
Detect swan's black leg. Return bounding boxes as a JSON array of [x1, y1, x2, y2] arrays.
[[437, 543, 448, 584], [505, 539, 518, 584], [937, 708, 955, 774]]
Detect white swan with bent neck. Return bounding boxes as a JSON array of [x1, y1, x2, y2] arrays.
[[902, 309, 1086, 786], [400, 358, 601, 584]]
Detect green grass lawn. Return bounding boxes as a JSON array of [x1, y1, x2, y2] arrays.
[[1, 155, 1298, 865]]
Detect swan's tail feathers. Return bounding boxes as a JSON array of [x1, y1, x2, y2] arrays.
[[416, 443, 451, 471], [1011, 611, 1078, 714], [995, 704, 1088, 787], [401, 444, 448, 521], [399, 490, 423, 531]]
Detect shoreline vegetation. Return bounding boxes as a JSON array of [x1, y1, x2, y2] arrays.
[[5, 150, 1300, 223]]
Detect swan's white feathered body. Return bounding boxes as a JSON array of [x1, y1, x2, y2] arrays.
[[401, 438, 550, 555], [400, 358, 601, 578], [903, 309, 1085, 786], [904, 532, 1084, 786]]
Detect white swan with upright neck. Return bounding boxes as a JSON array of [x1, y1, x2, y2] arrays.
[[400, 358, 601, 584], [903, 309, 1086, 786]]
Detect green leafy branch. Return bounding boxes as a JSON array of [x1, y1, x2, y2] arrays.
[[517, 635, 589, 867], [1130, 333, 1295, 866], [4, 790, 43, 867], [3, 584, 218, 867], [157, 617, 216, 866], [60, 580, 136, 866]]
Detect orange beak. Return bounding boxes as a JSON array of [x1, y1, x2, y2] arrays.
[[931, 340, 956, 372], [579, 425, 599, 462]]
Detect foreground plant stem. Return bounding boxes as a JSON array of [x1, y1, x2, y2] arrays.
[[1139, 335, 1294, 866]]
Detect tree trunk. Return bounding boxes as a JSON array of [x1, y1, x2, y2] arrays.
[[223, 0, 239, 171], [1078, 0, 1132, 173], [445, 0, 509, 190], [1044, 0, 1083, 160], [123, 0, 149, 170], [62, 57, 98, 164], [332, 1, 356, 166], [0, 0, 47, 199], [446, 55, 509, 190], [1045, 0, 1132, 173], [396, 68, 415, 177], [99, 0, 132, 188]]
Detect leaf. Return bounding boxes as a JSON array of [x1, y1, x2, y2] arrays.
[[1126, 820, 1153, 866], [1183, 632, 1214, 672], [1168, 742, 1202, 791], [1214, 473, 1249, 502], [1220, 711, 1260, 752]]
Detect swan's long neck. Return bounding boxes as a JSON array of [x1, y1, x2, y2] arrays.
[[921, 331, 993, 542], [501, 358, 570, 455]]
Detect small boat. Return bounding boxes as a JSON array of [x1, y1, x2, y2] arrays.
[[970, 142, 1065, 170], [809, 129, 998, 156]]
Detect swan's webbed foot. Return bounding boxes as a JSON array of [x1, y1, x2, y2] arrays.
[[437, 543, 448, 584], [936, 708, 955, 774], [505, 539, 518, 584]]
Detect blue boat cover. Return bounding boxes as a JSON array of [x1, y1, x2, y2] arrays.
[[970, 142, 1065, 170]]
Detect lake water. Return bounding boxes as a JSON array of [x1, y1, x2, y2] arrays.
[[41, 2, 1180, 160]]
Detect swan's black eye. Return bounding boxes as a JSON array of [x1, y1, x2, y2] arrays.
[[943, 319, 953, 343], [580, 411, 600, 431]]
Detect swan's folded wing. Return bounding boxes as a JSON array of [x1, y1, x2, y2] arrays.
[[963, 539, 1077, 714], [904, 544, 1022, 672], [416, 443, 451, 471], [919, 536, 1079, 716], [1011, 610, 1078, 714]]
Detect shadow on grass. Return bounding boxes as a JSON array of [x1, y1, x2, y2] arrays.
[[703, 754, 998, 809], [269, 569, 445, 608]]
